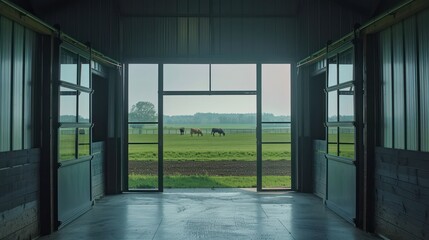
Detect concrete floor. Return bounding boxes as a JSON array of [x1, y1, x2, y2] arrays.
[[40, 189, 379, 240]]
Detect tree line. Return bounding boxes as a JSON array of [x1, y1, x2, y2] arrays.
[[128, 101, 290, 124]]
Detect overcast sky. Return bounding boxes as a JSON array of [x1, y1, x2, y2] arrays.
[[128, 63, 291, 116]]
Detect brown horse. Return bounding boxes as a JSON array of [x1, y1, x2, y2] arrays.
[[190, 128, 203, 136]]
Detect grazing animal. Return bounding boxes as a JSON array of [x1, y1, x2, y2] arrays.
[[190, 128, 203, 136], [179, 127, 185, 135], [211, 128, 225, 136]]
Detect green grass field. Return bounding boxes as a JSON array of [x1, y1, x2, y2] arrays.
[[59, 127, 355, 188], [129, 174, 291, 189], [129, 133, 291, 161]]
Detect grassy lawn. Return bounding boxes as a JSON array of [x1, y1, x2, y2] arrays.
[[129, 174, 291, 189], [129, 133, 291, 161]]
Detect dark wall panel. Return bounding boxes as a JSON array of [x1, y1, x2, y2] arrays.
[[37, 0, 120, 60], [404, 16, 418, 151], [92, 142, 105, 200], [0, 149, 40, 240], [418, 10, 429, 152], [122, 16, 296, 62], [296, 0, 370, 61], [0, 17, 12, 151], [392, 23, 405, 149], [313, 140, 326, 199], [374, 147, 429, 240]]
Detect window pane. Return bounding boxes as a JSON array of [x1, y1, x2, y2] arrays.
[[328, 56, 337, 87], [328, 90, 337, 122], [262, 123, 291, 142], [129, 64, 158, 123], [339, 127, 354, 159], [211, 64, 256, 90], [80, 57, 90, 88], [128, 124, 158, 143], [328, 127, 338, 156], [78, 128, 90, 158], [60, 87, 77, 122], [0, 17, 12, 151], [164, 64, 209, 91], [339, 86, 354, 121], [262, 64, 291, 120], [60, 49, 78, 85], [79, 91, 90, 123], [339, 48, 353, 84], [59, 128, 76, 161]]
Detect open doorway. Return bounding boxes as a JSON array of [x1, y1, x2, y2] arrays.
[[127, 63, 292, 191]]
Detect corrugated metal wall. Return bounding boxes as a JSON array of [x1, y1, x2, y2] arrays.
[[296, 0, 369, 60], [380, 29, 393, 148], [379, 8, 429, 152], [392, 23, 405, 149], [121, 16, 296, 61], [0, 17, 12, 151], [39, 0, 120, 60], [23, 0, 370, 63], [404, 16, 418, 151], [122, 0, 368, 62], [0, 16, 37, 152], [418, 10, 429, 152]]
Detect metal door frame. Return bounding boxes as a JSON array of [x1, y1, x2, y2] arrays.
[[127, 63, 293, 192]]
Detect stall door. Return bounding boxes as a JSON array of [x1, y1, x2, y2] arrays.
[[325, 43, 358, 224], [57, 46, 93, 227]]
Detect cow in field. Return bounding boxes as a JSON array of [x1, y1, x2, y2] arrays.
[[211, 128, 225, 136], [179, 127, 185, 135], [190, 128, 203, 136]]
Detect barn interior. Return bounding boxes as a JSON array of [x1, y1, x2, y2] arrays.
[[1, 0, 429, 239]]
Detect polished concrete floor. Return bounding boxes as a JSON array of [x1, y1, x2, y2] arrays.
[[40, 189, 380, 240]]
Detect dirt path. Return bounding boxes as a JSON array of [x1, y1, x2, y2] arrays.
[[129, 160, 291, 176]]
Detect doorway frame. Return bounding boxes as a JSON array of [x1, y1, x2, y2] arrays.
[[125, 62, 294, 192]]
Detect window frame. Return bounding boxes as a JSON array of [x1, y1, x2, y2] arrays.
[[58, 45, 93, 162]]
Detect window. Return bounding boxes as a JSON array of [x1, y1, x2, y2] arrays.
[[326, 47, 355, 160], [58, 47, 92, 161]]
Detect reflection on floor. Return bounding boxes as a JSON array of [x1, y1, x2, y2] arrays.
[[40, 189, 379, 240]]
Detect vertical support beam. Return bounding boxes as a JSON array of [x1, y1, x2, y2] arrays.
[[123, 64, 129, 191], [354, 37, 364, 229], [256, 63, 262, 191], [290, 63, 297, 190], [158, 64, 164, 191], [118, 67, 125, 192], [39, 34, 60, 234], [362, 34, 378, 232]]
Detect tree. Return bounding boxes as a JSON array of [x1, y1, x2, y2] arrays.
[[129, 101, 157, 122]]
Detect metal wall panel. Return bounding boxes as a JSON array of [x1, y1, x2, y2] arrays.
[[24, 29, 35, 149], [392, 23, 405, 149], [418, 10, 429, 152], [296, 0, 369, 60], [40, 0, 119, 60], [122, 15, 296, 61], [404, 17, 418, 151], [12, 24, 24, 151], [327, 158, 356, 222], [380, 29, 393, 148], [0, 17, 12, 152], [58, 161, 92, 226]]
